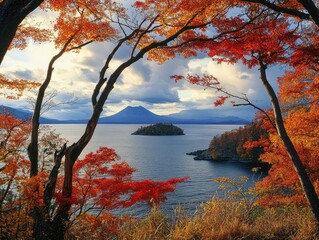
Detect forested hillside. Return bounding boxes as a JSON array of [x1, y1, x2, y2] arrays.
[[208, 121, 268, 162]]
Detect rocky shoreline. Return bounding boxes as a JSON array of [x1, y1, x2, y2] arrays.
[[186, 149, 213, 161], [186, 149, 270, 170]]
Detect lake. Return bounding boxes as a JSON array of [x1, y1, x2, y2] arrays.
[[51, 124, 266, 217]]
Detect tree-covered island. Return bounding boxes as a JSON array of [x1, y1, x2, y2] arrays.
[[132, 123, 185, 136]]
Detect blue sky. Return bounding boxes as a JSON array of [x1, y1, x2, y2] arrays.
[[0, 10, 282, 121]]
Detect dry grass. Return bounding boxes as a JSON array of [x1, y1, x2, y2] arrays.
[[115, 178, 318, 240], [171, 200, 316, 240], [116, 199, 317, 240], [117, 208, 172, 240]]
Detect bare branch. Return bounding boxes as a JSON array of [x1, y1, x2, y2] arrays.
[[196, 80, 277, 129], [131, 15, 160, 58], [92, 27, 143, 106]]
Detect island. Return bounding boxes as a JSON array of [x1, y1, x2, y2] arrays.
[[131, 123, 185, 136]]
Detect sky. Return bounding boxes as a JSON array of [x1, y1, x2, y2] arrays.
[[0, 8, 284, 121]]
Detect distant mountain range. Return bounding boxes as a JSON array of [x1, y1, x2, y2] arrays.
[[0, 105, 249, 124], [0, 105, 63, 124]]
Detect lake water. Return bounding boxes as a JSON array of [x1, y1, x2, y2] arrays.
[[51, 124, 266, 217]]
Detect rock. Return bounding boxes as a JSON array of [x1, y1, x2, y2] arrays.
[[186, 149, 271, 172], [186, 149, 212, 161]]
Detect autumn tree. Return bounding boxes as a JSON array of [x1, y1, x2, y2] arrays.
[[236, 0, 319, 207], [168, 3, 319, 228], [0, 113, 30, 209], [37, 1, 319, 236], [0, 113, 67, 238], [52, 2, 269, 236], [0, 113, 31, 239], [7, 0, 251, 238], [6, 0, 319, 237], [253, 62, 319, 205], [0, 113, 187, 238], [208, 121, 268, 162]]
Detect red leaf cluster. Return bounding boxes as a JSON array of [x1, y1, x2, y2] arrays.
[[55, 147, 188, 211], [214, 96, 229, 107]]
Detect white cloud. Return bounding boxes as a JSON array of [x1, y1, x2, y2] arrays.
[[187, 58, 257, 95], [1, 11, 280, 121], [175, 57, 275, 110]]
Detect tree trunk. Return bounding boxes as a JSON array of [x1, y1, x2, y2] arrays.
[[297, 0, 319, 27], [51, 109, 105, 239], [49, 18, 201, 236], [0, 0, 44, 65], [259, 59, 319, 229], [50, 60, 136, 237], [28, 39, 73, 238]]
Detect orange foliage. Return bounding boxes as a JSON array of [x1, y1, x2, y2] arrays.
[[0, 74, 40, 99], [53, 10, 117, 51], [9, 25, 52, 50], [0, 114, 32, 238], [61, 147, 188, 212], [7, 0, 120, 54], [56, 147, 188, 236], [278, 65, 319, 106], [256, 87, 319, 206], [0, 114, 188, 238], [251, 28, 319, 204]]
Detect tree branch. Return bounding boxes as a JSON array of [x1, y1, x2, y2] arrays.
[[243, 0, 311, 20]]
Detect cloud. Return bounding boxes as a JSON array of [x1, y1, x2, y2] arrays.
[[178, 58, 275, 110], [104, 58, 188, 105], [1, 18, 283, 121], [187, 58, 257, 94]]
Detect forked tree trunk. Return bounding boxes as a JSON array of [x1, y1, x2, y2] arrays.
[[51, 102, 107, 239], [48, 15, 211, 238], [259, 59, 319, 229], [27, 37, 76, 239], [50, 54, 143, 238]]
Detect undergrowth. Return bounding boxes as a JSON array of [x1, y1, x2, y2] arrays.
[[75, 177, 318, 240], [72, 177, 319, 240]]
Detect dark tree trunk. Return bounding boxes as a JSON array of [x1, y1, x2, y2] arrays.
[[27, 39, 74, 239], [50, 60, 139, 238], [243, 0, 319, 28], [0, 0, 44, 65], [49, 17, 205, 237], [51, 104, 106, 239], [259, 59, 319, 229], [296, 0, 319, 27], [28, 145, 66, 240]]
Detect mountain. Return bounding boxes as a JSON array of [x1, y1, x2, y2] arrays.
[[167, 109, 250, 124], [99, 106, 249, 124], [0, 105, 63, 124], [98, 106, 173, 124], [1, 105, 249, 124]]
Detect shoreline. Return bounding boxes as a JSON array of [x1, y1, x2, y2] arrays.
[[186, 149, 270, 170]]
